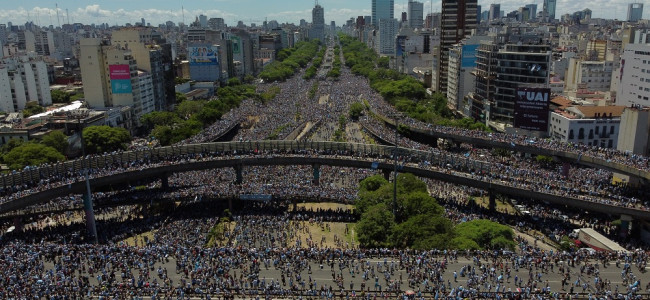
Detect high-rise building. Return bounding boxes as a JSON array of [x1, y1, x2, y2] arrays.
[[372, 0, 394, 26], [525, 4, 537, 20], [489, 4, 501, 20], [628, 3, 644, 22], [111, 28, 174, 110], [408, 0, 424, 28], [208, 18, 226, 30], [543, 0, 557, 21], [377, 18, 399, 55], [0, 55, 51, 113], [310, 3, 325, 43], [435, 0, 477, 94], [470, 42, 551, 125], [199, 15, 208, 28]]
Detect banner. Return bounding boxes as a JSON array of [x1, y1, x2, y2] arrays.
[[189, 45, 219, 66], [514, 87, 550, 131], [231, 36, 241, 54], [109, 65, 132, 94]]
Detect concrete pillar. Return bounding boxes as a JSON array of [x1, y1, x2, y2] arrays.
[[488, 192, 496, 212], [235, 165, 243, 184], [292, 198, 298, 211], [161, 173, 169, 189], [382, 169, 391, 181], [12, 217, 23, 233], [313, 164, 321, 186], [620, 214, 633, 238]]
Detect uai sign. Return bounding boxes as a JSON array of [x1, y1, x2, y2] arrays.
[[514, 88, 550, 132]]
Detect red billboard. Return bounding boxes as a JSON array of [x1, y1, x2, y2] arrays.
[[109, 64, 131, 80], [514, 87, 550, 132]]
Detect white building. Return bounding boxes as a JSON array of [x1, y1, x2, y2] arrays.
[[565, 58, 614, 93], [549, 105, 624, 148], [0, 55, 52, 113], [136, 71, 155, 117], [616, 43, 650, 107]]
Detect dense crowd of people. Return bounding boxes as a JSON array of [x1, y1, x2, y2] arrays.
[[2, 41, 650, 299]]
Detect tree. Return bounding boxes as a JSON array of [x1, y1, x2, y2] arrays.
[[3, 143, 65, 170], [359, 175, 388, 192], [348, 102, 365, 120], [41, 130, 69, 155], [22, 101, 45, 117], [175, 92, 187, 104], [140, 111, 180, 129], [228, 78, 242, 86], [177, 100, 204, 119], [82, 126, 131, 154], [243, 74, 256, 84], [378, 56, 390, 69], [356, 203, 395, 248], [151, 125, 173, 146], [391, 214, 453, 249], [453, 219, 516, 250], [51, 90, 71, 104]]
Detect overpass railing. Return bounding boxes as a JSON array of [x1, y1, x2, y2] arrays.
[[0, 140, 490, 196]]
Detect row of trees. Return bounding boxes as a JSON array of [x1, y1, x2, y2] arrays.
[[355, 174, 516, 250], [259, 40, 321, 82], [141, 81, 256, 146], [339, 34, 489, 131], [326, 45, 341, 79], [303, 47, 327, 80]]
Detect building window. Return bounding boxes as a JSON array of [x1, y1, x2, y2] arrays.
[[578, 128, 585, 139], [610, 126, 614, 134], [588, 129, 594, 139], [608, 140, 613, 148], [569, 129, 574, 139], [595, 126, 599, 134]]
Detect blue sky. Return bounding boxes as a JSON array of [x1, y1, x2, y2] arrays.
[[0, 0, 645, 27]]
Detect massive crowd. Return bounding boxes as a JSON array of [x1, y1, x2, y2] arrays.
[[2, 42, 650, 299]]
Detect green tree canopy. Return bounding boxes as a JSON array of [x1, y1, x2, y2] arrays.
[[41, 130, 69, 155], [3, 143, 65, 170], [356, 203, 395, 248], [349, 102, 365, 120], [82, 125, 131, 154], [453, 219, 516, 250], [391, 214, 453, 249], [50, 90, 71, 104], [22, 101, 45, 118]]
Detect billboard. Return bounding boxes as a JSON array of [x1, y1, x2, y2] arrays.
[[189, 45, 219, 66], [461, 44, 479, 68], [109, 64, 132, 94], [514, 87, 551, 131], [231, 36, 241, 54]]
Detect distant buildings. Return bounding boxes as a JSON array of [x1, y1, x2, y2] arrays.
[[309, 3, 325, 43], [434, 0, 477, 94], [627, 3, 644, 22], [543, 0, 557, 21], [372, 0, 395, 26], [408, 0, 424, 29]]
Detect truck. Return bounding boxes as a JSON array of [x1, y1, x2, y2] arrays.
[[577, 228, 628, 252]]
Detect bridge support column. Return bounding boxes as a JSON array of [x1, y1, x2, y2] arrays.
[[235, 164, 243, 184], [161, 173, 169, 189], [488, 192, 496, 212], [292, 198, 298, 211], [313, 164, 321, 186], [12, 217, 23, 233], [382, 169, 391, 181], [620, 214, 633, 238], [228, 198, 233, 211]]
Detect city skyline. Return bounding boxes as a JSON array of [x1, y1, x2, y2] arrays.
[[0, 0, 646, 28]]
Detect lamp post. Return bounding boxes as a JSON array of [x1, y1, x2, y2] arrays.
[[393, 116, 398, 217], [67, 109, 98, 244]]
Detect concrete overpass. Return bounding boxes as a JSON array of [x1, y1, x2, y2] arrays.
[[370, 111, 650, 182], [1, 141, 649, 222]]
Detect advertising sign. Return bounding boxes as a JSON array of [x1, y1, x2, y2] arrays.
[[189, 45, 219, 66], [461, 44, 479, 68], [109, 65, 132, 94], [514, 87, 551, 131]]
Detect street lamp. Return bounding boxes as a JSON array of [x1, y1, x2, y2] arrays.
[[67, 109, 98, 244], [393, 116, 398, 217]]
